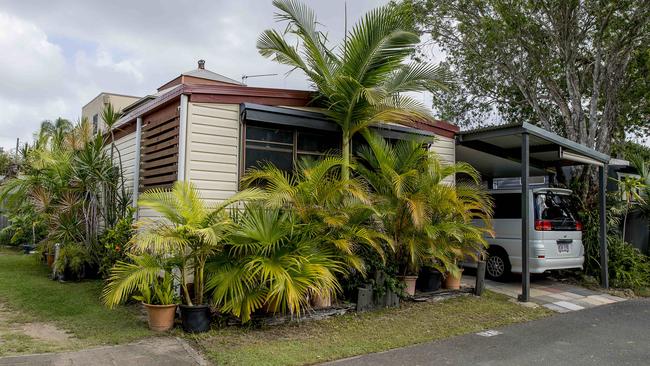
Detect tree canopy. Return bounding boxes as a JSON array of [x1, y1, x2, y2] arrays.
[[401, 0, 650, 154]]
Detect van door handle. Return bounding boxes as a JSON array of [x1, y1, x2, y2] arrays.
[[557, 239, 573, 244]]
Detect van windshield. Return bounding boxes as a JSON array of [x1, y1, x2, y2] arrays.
[[535, 192, 578, 229]]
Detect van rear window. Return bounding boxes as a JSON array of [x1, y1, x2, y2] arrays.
[[493, 193, 522, 219], [535, 193, 580, 230]]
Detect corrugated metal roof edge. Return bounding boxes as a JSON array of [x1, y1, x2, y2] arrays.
[[458, 122, 610, 163]]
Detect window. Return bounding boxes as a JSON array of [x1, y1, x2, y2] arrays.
[[244, 124, 339, 172], [492, 193, 522, 219], [92, 114, 99, 134]]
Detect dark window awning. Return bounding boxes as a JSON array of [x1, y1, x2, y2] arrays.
[[240, 103, 437, 139], [457, 122, 610, 178]]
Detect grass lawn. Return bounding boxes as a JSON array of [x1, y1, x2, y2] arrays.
[[191, 290, 551, 365], [0, 247, 152, 355], [0, 247, 552, 363]]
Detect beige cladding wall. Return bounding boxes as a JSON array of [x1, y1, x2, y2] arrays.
[[82, 93, 140, 132], [111, 133, 137, 193], [102, 132, 137, 207], [184, 102, 240, 205], [430, 135, 456, 185]]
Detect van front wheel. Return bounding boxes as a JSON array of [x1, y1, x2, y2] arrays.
[[486, 249, 511, 281]]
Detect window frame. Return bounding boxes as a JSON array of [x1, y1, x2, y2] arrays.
[[241, 121, 341, 177]]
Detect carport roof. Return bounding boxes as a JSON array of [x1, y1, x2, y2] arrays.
[[456, 122, 610, 178]]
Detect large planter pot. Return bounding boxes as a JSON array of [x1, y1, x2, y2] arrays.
[[179, 304, 211, 333], [416, 267, 442, 292], [143, 303, 177, 332], [311, 292, 332, 309], [443, 269, 464, 290], [398, 275, 418, 296], [46, 253, 55, 268]]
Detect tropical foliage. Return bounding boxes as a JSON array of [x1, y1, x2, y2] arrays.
[[0, 106, 132, 277], [208, 205, 345, 323], [258, 0, 449, 179], [357, 132, 493, 276], [127, 181, 263, 306], [241, 157, 389, 274]]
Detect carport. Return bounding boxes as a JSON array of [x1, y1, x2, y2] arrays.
[[456, 122, 610, 302]]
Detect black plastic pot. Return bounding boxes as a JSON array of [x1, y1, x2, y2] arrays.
[[416, 267, 442, 292], [179, 304, 211, 333], [21, 244, 35, 254]]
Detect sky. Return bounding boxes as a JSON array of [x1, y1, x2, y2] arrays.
[[0, 0, 407, 150]]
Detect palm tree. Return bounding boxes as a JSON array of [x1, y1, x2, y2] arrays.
[[208, 205, 345, 323], [38, 118, 73, 150], [258, 0, 449, 180], [630, 156, 650, 219], [616, 162, 647, 240], [241, 157, 389, 273], [129, 181, 264, 306], [357, 132, 493, 276]]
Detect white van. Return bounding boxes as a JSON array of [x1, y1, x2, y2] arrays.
[[471, 187, 585, 281]]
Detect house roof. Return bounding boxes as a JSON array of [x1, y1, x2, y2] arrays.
[[181, 68, 243, 86]]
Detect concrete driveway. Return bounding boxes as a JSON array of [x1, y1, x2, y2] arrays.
[[462, 274, 627, 313], [326, 298, 650, 366]]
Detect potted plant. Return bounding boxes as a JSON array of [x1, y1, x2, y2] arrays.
[[443, 248, 467, 290], [417, 265, 443, 292], [128, 182, 263, 333], [356, 133, 494, 297], [134, 272, 178, 332], [102, 254, 179, 332]]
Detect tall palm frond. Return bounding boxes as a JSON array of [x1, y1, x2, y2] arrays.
[[258, 0, 451, 179]]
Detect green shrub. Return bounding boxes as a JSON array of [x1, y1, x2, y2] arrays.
[[98, 210, 134, 278], [578, 196, 650, 290], [607, 237, 650, 289], [55, 243, 91, 280]]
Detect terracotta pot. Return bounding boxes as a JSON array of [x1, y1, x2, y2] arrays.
[[311, 292, 332, 309], [46, 253, 55, 268], [143, 303, 177, 332], [398, 275, 418, 296], [443, 269, 464, 289]]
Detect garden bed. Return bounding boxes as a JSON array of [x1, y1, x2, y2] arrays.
[[189, 291, 551, 366]]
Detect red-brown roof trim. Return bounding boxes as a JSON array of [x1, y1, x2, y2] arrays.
[[113, 83, 458, 138]]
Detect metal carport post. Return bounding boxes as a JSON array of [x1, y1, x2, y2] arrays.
[[518, 133, 530, 302]]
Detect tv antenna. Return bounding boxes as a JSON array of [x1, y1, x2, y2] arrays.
[[241, 73, 278, 85]]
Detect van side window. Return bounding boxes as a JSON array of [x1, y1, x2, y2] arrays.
[[493, 193, 522, 219]]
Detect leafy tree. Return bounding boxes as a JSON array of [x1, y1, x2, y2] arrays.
[[403, 0, 650, 154], [258, 0, 449, 180], [0, 148, 12, 177]]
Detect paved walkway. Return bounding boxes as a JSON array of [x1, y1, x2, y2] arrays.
[[462, 274, 626, 312], [326, 298, 650, 366], [0, 337, 208, 366]]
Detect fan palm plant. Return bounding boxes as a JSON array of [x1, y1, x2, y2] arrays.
[[129, 181, 264, 306], [241, 156, 389, 273], [357, 132, 493, 278], [208, 205, 345, 323], [258, 0, 450, 180]]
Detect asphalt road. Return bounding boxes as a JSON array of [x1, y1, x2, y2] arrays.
[[327, 298, 650, 366]]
